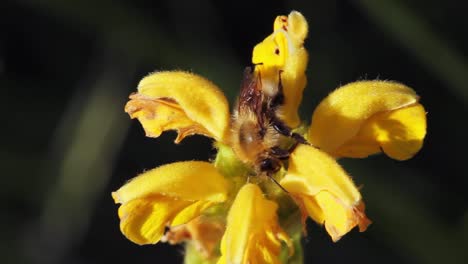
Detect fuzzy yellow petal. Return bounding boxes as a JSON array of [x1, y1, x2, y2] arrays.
[[171, 200, 217, 226], [281, 144, 371, 241], [252, 11, 308, 127], [118, 195, 191, 245], [303, 193, 370, 242], [218, 184, 292, 264], [125, 71, 230, 143], [112, 161, 229, 203], [113, 161, 229, 245], [334, 104, 426, 160], [309, 80, 425, 160], [252, 32, 288, 68], [274, 11, 308, 42], [125, 95, 212, 143]]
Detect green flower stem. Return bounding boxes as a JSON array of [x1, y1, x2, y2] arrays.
[[283, 231, 304, 264], [213, 142, 251, 197], [281, 211, 304, 264], [213, 142, 250, 178], [185, 242, 218, 264]]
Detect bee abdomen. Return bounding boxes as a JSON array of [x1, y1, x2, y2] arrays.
[[237, 121, 264, 161]]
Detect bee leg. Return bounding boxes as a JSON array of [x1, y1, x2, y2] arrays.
[[272, 140, 310, 163], [291, 132, 309, 145], [287, 141, 302, 154], [260, 158, 289, 193], [270, 146, 290, 160], [270, 115, 309, 145], [260, 158, 281, 173], [268, 70, 312, 145]]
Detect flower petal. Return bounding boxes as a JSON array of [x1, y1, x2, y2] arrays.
[[112, 161, 229, 204], [281, 144, 371, 241], [113, 161, 229, 245], [302, 193, 370, 242], [333, 104, 427, 160], [308, 80, 426, 160], [218, 184, 292, 264], [171, 200, 217, 226], [125, 71, 230, 143], [118, 195, 191, 245], [252, 11, 309, 127]]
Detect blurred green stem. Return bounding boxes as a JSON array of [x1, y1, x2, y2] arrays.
[[28, 51, 134, 263]]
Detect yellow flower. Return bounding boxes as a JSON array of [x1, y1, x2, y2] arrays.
[[112, 161, 229, 245], [252, 11, 308, 127], [280, 145, 371, 242], [125, 71, 230, 143], [113, 10, 427, 263], [281, 81, 426, 242], [218, 184, 293, 264]]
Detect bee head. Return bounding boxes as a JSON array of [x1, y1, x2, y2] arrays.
[[259, 157, 281, 174]]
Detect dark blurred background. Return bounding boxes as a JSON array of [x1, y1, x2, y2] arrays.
[[1, 0, 467, 263]]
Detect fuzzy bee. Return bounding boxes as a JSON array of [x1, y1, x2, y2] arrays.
[[229, 11, 310, 189], [230, 67, 308, 188]]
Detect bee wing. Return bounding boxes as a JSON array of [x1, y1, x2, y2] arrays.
[[238, 66, 263, 115], [237, 66, 270, 134]]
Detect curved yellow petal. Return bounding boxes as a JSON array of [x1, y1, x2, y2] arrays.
[[252, 11, 309, 127], [273, 11, 308, 42], [302, 193, 370, 242], [112, 161, 229, 203], [171, 200, 217, 226], [281, 145, 371, 241], [118, 195, 191, 245], [309, 80, 425, 160], [125, 71, 230, 143], [218, 184, 292, 264], [113, 161, 229, 245], [334, 104, 427, 160]]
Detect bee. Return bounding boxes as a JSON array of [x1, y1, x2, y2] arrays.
[[229, 11, 310, 190], [230, 66, 308, 190]]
